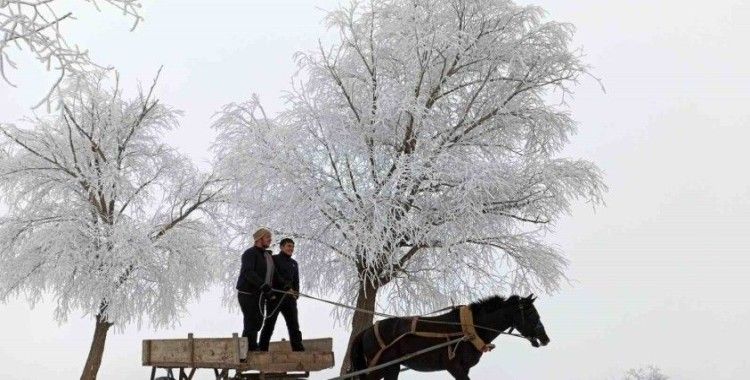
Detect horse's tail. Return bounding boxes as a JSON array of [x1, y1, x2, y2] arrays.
[[348, 330, 368, 379]]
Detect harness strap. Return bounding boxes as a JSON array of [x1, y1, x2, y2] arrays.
[[367, 314, 478, 367], [411, 331, 464, 338], [459, 306, 487, 351], [370, 321, 387, 366], [369, 325, 412, 367], [373, 321, 386, 349], [410, 316, 464, 339]]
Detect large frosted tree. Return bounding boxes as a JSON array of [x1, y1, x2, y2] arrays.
[[212, 0, 605, 372], [1, 0, 143, 107], [0, 70, 224, 380]]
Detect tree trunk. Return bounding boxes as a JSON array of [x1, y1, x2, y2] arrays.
[[80, 314, 112, 380], [339, 280, 379, 375]]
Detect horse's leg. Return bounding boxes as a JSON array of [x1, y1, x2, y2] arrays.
[[381, 365, 401, 380], [447, 366, 470, 380], [372, 350, 401, 380]]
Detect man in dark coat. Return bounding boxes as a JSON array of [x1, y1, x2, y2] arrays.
[[258, 238, 305, 351], [236, 228, 275, 351]]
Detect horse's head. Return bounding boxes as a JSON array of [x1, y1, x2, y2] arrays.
[[509, 294, 550, 347]]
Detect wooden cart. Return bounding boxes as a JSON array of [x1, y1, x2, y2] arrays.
[[142, 333, 335, 380]]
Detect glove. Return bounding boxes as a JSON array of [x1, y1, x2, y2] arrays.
[[282, 282, 293, 291]]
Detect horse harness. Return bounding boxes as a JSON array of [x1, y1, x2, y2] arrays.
[[367, 306, 488, 367]]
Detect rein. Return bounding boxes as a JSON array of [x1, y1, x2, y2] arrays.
[[268, 288, 529, 341]]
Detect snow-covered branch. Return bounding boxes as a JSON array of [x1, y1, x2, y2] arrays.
[[0, 0, 143, 108]]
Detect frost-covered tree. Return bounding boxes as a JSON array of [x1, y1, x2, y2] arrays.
[[623, 366, 669, 380], [0, 0, 143, 107], [212, 0, 605, 372], [0, 70, 224, 380]]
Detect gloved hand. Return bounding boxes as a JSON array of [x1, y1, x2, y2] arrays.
[[282, 282, 293, 291], [261, 284, 276, 300]]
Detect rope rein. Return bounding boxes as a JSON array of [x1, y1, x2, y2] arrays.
[[268, 288, 529, 340], [259, 292, 288, 321]]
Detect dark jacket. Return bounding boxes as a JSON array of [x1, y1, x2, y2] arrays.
[[271, 253, 299, 292], [236, 246, 273, 293]]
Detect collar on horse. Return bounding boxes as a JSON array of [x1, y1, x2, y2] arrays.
[[459, 306, 488, 351], [368, 305, 488, 367]]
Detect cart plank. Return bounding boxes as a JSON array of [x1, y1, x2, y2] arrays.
[[143, 336, 249, 366], [241, 350, 334, 372], [142, 336, 334, 373]]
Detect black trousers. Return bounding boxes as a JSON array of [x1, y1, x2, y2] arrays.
[[259, 296, 303, 351], [238, 292, 265, 350]]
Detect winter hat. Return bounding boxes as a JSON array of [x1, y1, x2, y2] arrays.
[[253, 228, 272, 241]]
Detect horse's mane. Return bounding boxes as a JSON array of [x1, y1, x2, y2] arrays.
[[468, 295, 520, 314]]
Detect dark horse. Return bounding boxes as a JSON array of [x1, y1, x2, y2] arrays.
[[347, 294, 550, 379]]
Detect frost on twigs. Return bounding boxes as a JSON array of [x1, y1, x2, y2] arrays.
[[212, 0, 606, 321], [0, 69, 225, 329], [0, 0, 143, 109]]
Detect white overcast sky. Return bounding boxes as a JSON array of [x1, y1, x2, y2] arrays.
[[1, 1, 749, 379]]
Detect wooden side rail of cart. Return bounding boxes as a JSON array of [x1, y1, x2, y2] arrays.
[[142, 333, 335, 380]]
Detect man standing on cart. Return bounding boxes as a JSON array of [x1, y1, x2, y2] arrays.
[[236, 228, 275, 351], [258, 238, 305, 351]]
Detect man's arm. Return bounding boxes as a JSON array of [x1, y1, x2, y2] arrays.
[[293, 260, 300, 293], [272, 255, 293, 289], [242, 251, 265, 288]]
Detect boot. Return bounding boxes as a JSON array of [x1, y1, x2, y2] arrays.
[[290, 331, 305, 352]]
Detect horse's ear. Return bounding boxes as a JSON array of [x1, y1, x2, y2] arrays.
[[526, 293, 534, 300]]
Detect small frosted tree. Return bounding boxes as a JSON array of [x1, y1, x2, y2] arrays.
[[212, 0, 605, 372], [0, 0, 143, 107], [624, 366, 669, 380], [0, 70, 224, 380]]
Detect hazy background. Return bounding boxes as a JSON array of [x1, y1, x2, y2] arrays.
[[1, 0, 748, 378]]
